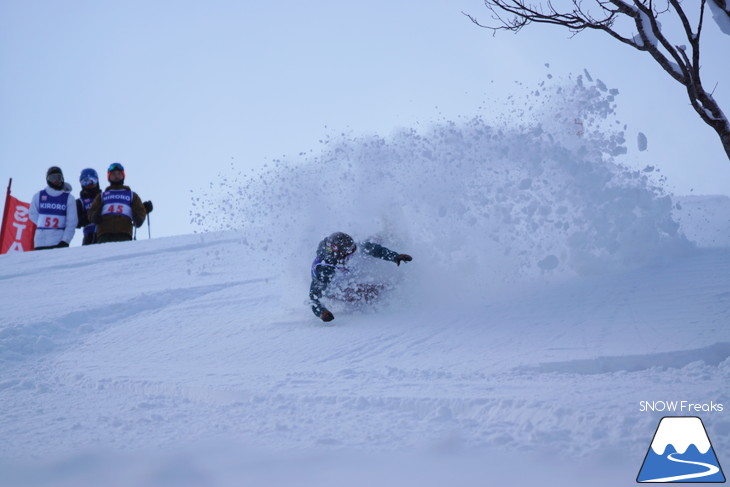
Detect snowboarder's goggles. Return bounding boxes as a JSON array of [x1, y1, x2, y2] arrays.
[[47, 173, 63, 184], [107, 163, 126, 181], [80, 176, 98, 187]]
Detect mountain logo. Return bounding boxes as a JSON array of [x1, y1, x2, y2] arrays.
[[637, 416, 726, 483]]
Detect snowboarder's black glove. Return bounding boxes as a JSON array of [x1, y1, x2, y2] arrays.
[[395, 254, 412, 266], [320, 310, 335, 322], [56, 241, 69, 248], [143, 201, 153, 214]]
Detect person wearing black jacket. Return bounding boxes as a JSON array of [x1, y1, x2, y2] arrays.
[[76, 168, 102, 245], [309, 232, 412, 322]]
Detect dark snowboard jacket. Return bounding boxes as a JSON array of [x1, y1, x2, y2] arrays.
[[76, 187, 102, 245], [309, 238, 399, 317], [76, 187, 101, 228], [87, 184, 147, 241]]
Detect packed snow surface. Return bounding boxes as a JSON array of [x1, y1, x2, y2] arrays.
[[2, 76, 728, 486]]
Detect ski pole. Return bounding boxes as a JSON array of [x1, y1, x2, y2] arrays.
[[147, 213, 151, 239]]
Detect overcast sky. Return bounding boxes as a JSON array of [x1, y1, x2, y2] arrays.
[[1, 0, 728, 241]]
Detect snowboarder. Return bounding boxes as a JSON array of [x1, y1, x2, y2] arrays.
[[87, 162, 150, 244], [75, 168, 102, 245], [29, 166, 78, 250], [310, 232, 412, 322]]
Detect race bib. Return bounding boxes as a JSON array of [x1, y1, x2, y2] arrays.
[[37, 190, 68, 229], [101, 189, 133, 220], [102, 203, 133, 219], [37, 214, 67, 229]]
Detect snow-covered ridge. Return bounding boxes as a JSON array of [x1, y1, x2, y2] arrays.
[[1, 228, 728, 487]]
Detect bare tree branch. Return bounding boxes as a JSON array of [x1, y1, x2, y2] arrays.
[[709, 0, 730, 36], [712, 0, 730, 15], [466, 0, 730, 160]]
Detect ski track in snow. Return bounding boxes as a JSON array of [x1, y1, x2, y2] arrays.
[[1, 231, 729, 487]]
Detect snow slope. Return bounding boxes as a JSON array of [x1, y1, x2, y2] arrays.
[[2, 75, 729, 486], [1, 230, 728, 487]]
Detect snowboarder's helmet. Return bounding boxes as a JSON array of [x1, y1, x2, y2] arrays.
[[46, 166, 64, 189], [107, 162, 125, 183], [79, 168, 99, 188], [327, 232, 357, 259]]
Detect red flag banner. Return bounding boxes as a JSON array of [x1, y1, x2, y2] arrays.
[[1, 194, 36, 254]]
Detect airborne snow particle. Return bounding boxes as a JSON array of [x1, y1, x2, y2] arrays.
[[638, 132, 648, 151], [537, 255, 559, 271]]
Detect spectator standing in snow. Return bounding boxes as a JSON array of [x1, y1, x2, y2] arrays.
[[75, 168, 102, 245], [29, 166, 78, 250], [88, 162, 152, 243], [310, 232, 412, 322]]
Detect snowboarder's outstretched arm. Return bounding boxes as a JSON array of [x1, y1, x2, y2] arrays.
[[361, 242, 413, 266], [310, 263, 336, 321], [309, 237, 412, 322]]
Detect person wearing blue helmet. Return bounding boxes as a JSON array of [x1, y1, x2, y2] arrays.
[[75, 168, 101, 245]]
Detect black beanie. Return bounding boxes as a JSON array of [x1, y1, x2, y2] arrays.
[[46, 166, 63, 178]]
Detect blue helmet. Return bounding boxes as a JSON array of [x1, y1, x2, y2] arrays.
[[79, 168, 99, 188]]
